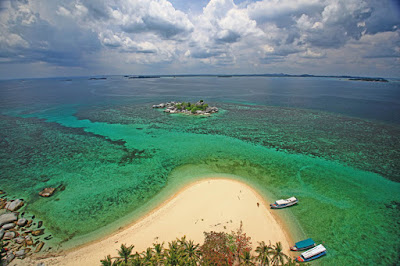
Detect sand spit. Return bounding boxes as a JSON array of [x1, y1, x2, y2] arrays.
[[21, 179, 292, 266]]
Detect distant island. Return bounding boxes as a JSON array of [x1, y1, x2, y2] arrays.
[[121, 73, 390, 81], [89, 77, 107, 80], [348, 77, 388, 82], [153, 100, 218, 115]]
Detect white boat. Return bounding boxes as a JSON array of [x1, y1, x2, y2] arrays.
[[270, 196, 298, 209], [296, 244, 327, 262]]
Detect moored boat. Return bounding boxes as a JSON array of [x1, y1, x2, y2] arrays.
[[295, 244, 327, 262], [290, 238, 316, 251], [270, 196, 298, 209]]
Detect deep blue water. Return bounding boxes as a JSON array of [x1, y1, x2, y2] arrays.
[[1, 76, 400, 124]]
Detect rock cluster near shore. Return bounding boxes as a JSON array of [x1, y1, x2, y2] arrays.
[[0, 189, 54, 265], [152, 100, 218, 115]]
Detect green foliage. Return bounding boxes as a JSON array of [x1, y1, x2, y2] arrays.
[[191, 107, 199, 114], [241, 250, 255, 265], [100, 255, 118, 266], [117, 244, 135, 265], [255, 241, 274, 266], [271, 242, 289, 266], [100, 229, 293, 266]]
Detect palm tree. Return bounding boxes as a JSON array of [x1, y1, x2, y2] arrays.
[[165, 240, 183, 265], [153, 242, 165, 265], [182, 239, 201, 265], [100, 255, 115, 266], [130, 251, 144, 266], [255, 241, 274, 266], [271, 242, 289, 266], [117, 243, 135, 265], [141, 247, 154, 265], [240, 250, 255, 265]]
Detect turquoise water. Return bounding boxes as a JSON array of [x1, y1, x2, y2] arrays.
[[0, 76, 399, 264]]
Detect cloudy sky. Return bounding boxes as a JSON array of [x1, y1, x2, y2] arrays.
[[0, 0, 399, 78]]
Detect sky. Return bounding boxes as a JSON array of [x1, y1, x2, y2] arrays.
[[0, 0, 399, 79]]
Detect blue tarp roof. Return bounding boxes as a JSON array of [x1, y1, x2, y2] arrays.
[[295, 238, 315, 249]]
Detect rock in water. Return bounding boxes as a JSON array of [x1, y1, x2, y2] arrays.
[[5, 199, 24, 211], [0, 199, 6, 209], [15, 248, 29, 258], [0, 212, 18, 226], [25, 235, 33, 246], [35, 241, 45, 253], [39, 188, 56, 197], [4, 252, 15, 264], [37, 221, 43, 228], [17, 218, 28, 226], [1, 223, 16, 230], [25, 219, 32, 228], [14, 236, 25, 244], [31, 229, 45, 236], [3, 231, 17, 240]]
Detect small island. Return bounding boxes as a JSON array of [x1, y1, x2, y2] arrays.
[[152, 100, 218, 115], [348, 77, 388, 82]]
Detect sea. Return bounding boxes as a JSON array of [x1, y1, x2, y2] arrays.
[[0, 76, 399, 265]]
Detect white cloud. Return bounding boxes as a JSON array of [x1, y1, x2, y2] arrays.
[[300, 48, 326, 58], [0, 0, 399, 77]]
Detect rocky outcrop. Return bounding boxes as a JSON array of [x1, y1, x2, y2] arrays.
[[31, 229, 45, 236], [39, 187, 56, 197], [2, 223, 16, 230], [15, 248, 30, 258], [17, 218, 27, 227], [0, 190, 51, 262], [0, 213, 18, 227], [5, 199, 24, 211], [35, 242, 45, 253], [3, 231, 18, 240], [3, 252, 15, 265]]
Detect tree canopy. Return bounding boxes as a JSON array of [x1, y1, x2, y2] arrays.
[[99, 226, 304, 265]]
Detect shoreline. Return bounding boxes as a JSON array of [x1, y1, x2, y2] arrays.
[[21, 177, 296, 265]]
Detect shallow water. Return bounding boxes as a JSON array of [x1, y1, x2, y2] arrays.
[[0, 76, 399, 265]]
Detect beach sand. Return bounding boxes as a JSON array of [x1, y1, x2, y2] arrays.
[[22, 178, 292, 265]]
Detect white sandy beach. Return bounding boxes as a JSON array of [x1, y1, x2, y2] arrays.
[[22, 178, 292, 266]]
